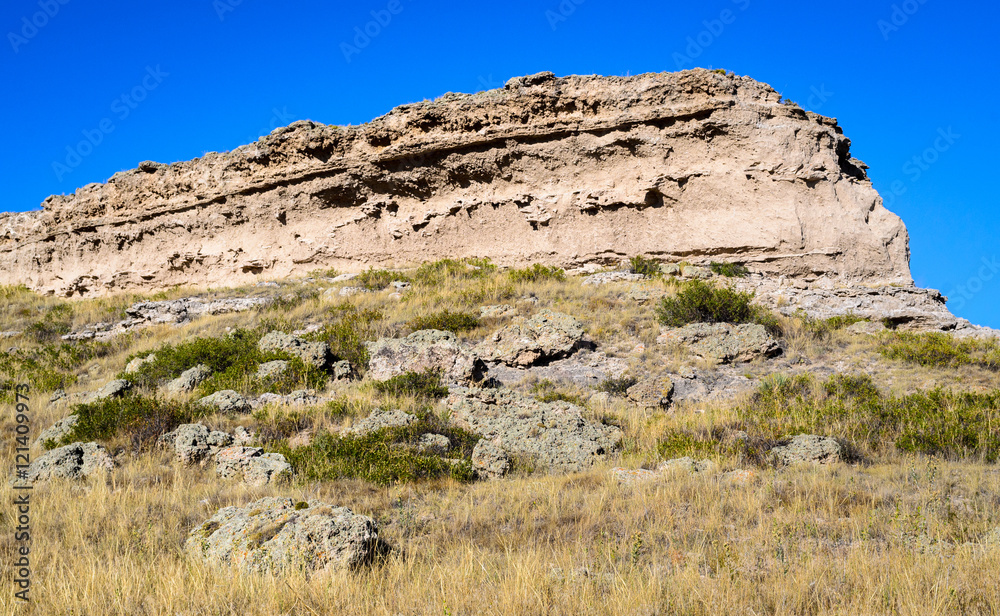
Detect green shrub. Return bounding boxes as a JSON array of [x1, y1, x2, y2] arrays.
[[597, 376, 638, 396], [508, 263, 566, 283], [628, 256, 661, 277], [797, 312, 867, 339], [657, 429, 725, 460], [709, 262, 749, 278], [413, 258, 496, 286], [275, 415, 479, 485], [307, 305, 384, 370], [879, 332, 1000, 371], [63, 394, 201, 451], [530, 379, 586, 405], [407, 310, 481, 333], [25, 304, 74, 343], [356, 268, 409, 291], [655, 280, 777, 334], [0, 341, 114, 403], [373, 369, 448, 400]]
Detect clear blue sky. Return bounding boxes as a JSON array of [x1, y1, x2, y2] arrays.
[[2, 0, 997, 327]]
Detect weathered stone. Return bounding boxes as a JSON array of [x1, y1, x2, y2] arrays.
[[348, 409, 417, 436], [846, 320, 887, 335], [769, 434, 843, 465], [658, 323, 781, 363], [416, 433, 451, 456], [610, 467, 660, 484], [198, 390, 252, 414], [446, 387, 621, 473], [258, 331, 331, 369], [34, 414, 78, 447], [255, 360, 289, 379], [90, 379, 132, 401], [125, 353, 157, 373], [680, 265, 712, 279], [367, 329, 483, 384], [582, 271, 647, 286], [479, 304, 517, 318], [185, 497, 381, 573], [14, 442, 113, 483], [471, 439, 510, 479], [626, 376, 674, 409], [657, 457, 717, 474], [659, 263, 680, 276], [331, 360, 353, 380], [62, 298, 272, 341], [485, 351, 628, 388], [215, 446, 291, 486], [477, 310, 585, 367], [159, 423, 234, 464], [164, 364, 212, 395]]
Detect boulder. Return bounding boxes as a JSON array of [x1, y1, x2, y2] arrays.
[[626, 376, 674, 409], [215, 446, 292, 486], [471, 439, 511, 479], [610, 467, 660, 484], [582, 271, 647, 286], [479, 304, 517, 318], [485, 351, 628, 388], [34, 414, 78, 447], [163, 364, 212, 395], [256, 360, 289, 379], [366, 329, 483, 384], [657, 456, 717, 474], [330, 360, 353, 380], [90, 378, 132, 401], [159, 423, 233, 464], [258, 331, 331, 369], [14, 442, 113, 483], [185, 497, 381, 573], [348, 409, 417, 436], [416, 433, 451, 456], [445, 387, 621, 473], [680, 265, 712, 279], [124, 353, 157, 373], [657, 323, 781, 363], [476, 310, 585, 367], [769, 434, 843, 465], [198, 390, 252, 414]]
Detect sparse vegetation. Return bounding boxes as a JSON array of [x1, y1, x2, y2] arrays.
[[530, 379, 586, 405], [709, 261, 749, 278], [508, 263, 566, 283], [597, 375, 637, 396], [655, 279, 779, 334], [355, 268, 409, 291], [879, 331, 1000, 371], [307, 304, 385, 370], [628, 255, 660, 277], [407, 309, 480, 333], [63, 394, 201, 451], [372, 369, 449, 400]]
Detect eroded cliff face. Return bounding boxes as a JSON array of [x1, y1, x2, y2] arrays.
[[0, 69, 911, 297]]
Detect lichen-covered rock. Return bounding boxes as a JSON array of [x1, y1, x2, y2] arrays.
[[657, 457, 717, 474], [185, 497, 381, 573], [90, 378, 132, 401], [445, 387, 621, 473], [471, 439, 510, 479], [198, 390, 252, 414], [164, 364, 212, 395], [769, 434, 843, 465], [582, 271, 647, 286], [680, 265, 712, 279], [477, 310, 585, 367], [485, 351, 628, 388], [14, 442, 113, 483], [159, 423, 233, 464], [124, 353, 157, 373], [658, 323, 781, 363], [416, 433, 451, 456], [610, 467, 660, 484], [479, 304, 517, 318], [215, 446, 291, 486], [367, 329, 483, 384], [626, 376, 674, 409], [258, 331, 331, 369], [34, 414, 78, 447], [256, 360, 289, 379], [348, 409, 417, 436], [330, 359, 353, 380]]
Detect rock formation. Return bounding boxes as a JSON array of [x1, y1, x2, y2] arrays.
[[2, 69, 910, 297]]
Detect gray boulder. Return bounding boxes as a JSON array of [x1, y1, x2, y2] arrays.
[[769, 434, 843, 465], [185, 497, 381, 573], [331, 359, 353, 381], [258, 331, 331, 369], [159, 423, 233, 464], [657, 323, 781, 364], [124, 353, 157, 373], [416, 433, 451, 456], [626, 376, 674, 409], [256, 360, 290, 380], [367, 329, 482, 384], [348, 409, 417, 436], [485, 351, 628, 388], [581, 271, 647, 286], [477, 309, 585, 367], [680, 265, 712, 279], [15, 442, 113, 483], [215, 446, 292, 486], [90, 379, 132, 401], [445, 387, 622, 473], [198, 390, 252, 414], [657, 457, 717, 474], [164, 364, 212, 395], [34, 414, 78, 447], [472, 439, 510, 479]]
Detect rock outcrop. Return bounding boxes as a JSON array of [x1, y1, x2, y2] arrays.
[[2, 70, 911, 303], [366, 329, 482, 383], [15, 442, 114, 483]]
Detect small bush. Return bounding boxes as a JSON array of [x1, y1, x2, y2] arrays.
[[628, 256, 660, 278], [597, 376, 638, 396], [25, 304, 74, 343], [413, 258, 496, 286], [307, 305, 385, 371], [657, 429, 724, 460], [797, 312, 867, 339], [879, 332, 1000, 371], [64, 394, 200, 451], [656, 280, 777, 333], [407, 310, 481, 333], [0, 341, 113, 403], [508, 264, 566, 284], [373, 369, 449, 400], [356, 268, 409, 291], [709, 262, 749, 278]]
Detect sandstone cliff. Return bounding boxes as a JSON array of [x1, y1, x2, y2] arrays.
[[2, 69, 910, 297]]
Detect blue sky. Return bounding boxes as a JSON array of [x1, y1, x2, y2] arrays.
[[2, 0, 997, 327]]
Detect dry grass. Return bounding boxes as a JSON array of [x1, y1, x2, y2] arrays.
[[2, 267, 1000, 614]]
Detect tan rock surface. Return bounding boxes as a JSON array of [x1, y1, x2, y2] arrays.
[[0, 69, 910, 297]]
